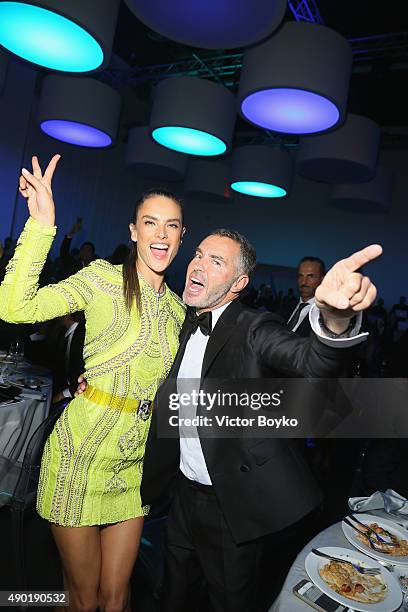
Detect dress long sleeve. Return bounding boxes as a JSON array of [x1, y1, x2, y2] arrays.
[[0, 217, 93, 324]]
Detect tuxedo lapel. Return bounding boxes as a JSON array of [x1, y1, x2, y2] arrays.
[[167, 312, 191, 379], [201, 300, 242, 380]]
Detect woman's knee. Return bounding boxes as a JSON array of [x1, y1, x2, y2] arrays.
[[98, 587, 129, 612], [65, 583, 99, 612], [69, 594, 99, 612]]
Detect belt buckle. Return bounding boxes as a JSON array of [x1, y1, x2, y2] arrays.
[[137, 399, 151, 420]]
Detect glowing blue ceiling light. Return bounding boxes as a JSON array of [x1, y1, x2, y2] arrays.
[[123, 0, 287, 49], [126, 126, 188, 181], [231, 145, 293, 199], [150, 77, 236, 157], [231, 181, 287, 198], [38, 76, 121, 147], [238, 22, 352, 136], [0, 2, 104, 72], [40, 120, 111, 147], [152, 126, 227, 156], [241, 88, 340, 134]]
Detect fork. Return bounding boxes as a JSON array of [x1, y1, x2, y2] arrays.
[[311, 548, 381, 575], [344, 517, 399, 549], [349, 514, 396, 545]]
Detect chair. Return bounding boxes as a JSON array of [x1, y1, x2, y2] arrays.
[[5, 405, 65, 590]]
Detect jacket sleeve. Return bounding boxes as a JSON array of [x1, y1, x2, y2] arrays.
[[60, 233, 72, 260], [0, 217, 94, 324], [251, 314, 355, 378]]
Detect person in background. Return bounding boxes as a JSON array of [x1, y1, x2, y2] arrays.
[[52, 311, 85, 406], [287, 256, 325, 336], [0, 155, 186, 612], [389, 295, 408, 340], [59, 217, 96, 279], [0, 240, 6, 282], [108, 243, 130, 265], [0, 237, 16, 282]]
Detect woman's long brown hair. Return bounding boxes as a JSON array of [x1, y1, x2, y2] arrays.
[[123, 189, 183, 311]]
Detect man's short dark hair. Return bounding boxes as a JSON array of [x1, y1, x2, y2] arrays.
[[298, 256, 326, 276], [209, 229, 257, 276], [81, 241, 95, 253]]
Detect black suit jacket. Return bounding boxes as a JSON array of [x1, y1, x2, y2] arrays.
[[141, 300, 355, 543], [53, 323, 85, 397], [287, 302, 313, 338]]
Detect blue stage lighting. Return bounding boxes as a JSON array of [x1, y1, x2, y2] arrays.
[[152, 126, 227, 156]]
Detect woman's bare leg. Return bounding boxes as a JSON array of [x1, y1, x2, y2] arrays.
[[99, 517, 145, 612], [51, 524, 101, 612]]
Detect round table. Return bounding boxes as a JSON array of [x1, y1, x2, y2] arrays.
[[270, 511, 408, 612]]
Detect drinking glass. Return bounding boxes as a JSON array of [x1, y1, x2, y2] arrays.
[[9, 340, 24, 369]]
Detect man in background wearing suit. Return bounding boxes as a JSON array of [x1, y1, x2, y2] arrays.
[[52, 311, 85, 405], [141, 229, 381, 611], [286, 256, 325, 337]]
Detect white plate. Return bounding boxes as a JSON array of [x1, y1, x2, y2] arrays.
[[305, 546, 402, 612], [5, 373, 50, 388], [343, 514, 408, 566]]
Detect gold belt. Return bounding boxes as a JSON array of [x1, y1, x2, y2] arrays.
[[83, 384, 151, 416]]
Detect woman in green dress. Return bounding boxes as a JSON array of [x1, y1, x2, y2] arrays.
[[0, 155, 186, 611]]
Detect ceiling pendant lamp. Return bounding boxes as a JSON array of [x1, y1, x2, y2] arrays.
[[38, 75, 121, 147], [230, 146, 292, 198], [150, 77, 236, 157], [238, 22, 352, 135], [184, 159, 232, 203], [0, 0, 120, 73], [123, 0, 287, 49], [126, 126, 187, 181], [297, 114, 380, 183], [330, 167, 393, 213]]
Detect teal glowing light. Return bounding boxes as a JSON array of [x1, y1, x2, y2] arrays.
[[0, 2, 103, 72], [231, 181, 287, 198], [152, 126, 226, 156]]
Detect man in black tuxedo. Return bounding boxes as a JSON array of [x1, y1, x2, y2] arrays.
[[52, 312, 85, 405], [287, 256, 325, 337], [141, 230, 380, 611]]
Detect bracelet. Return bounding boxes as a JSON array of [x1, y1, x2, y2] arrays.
[[318, 313, 356, 338]]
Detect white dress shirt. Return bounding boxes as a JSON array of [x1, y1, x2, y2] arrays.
[[178, 300, 367, 485], [178, 302, 229, 485]]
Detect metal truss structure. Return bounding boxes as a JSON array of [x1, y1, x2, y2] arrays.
[[288, 0, 324, 24], [350, 31, 408, 64], [102, 29, 408, 90], [98, 1, 408, 149]]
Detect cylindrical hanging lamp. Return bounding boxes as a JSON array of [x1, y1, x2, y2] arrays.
[[126, 126, 187, 181], [330, 167, 393, 213], [38, 75, 121, 147], [238, 22, 352, 135], [0, 0, 120, 73], [297, 114, 380, 183], [123, 0, 287, 49], [230, 146, 292, 198], [184, 159, 232, 203], [150, 77, 236, 157]]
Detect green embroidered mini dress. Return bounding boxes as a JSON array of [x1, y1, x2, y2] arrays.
[[0, 218, 185, 526]]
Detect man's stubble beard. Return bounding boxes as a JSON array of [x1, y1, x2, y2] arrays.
[[183, 278, 235, 310]]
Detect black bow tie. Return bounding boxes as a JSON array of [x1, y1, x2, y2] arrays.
[[186, 309, 212, 336]]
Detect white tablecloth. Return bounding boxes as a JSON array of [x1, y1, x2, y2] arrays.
[[270, 510, 408, 612], [0, 363, 52, 506]]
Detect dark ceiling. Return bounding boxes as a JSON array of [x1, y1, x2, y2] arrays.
[[111, 1, 408, 142]]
